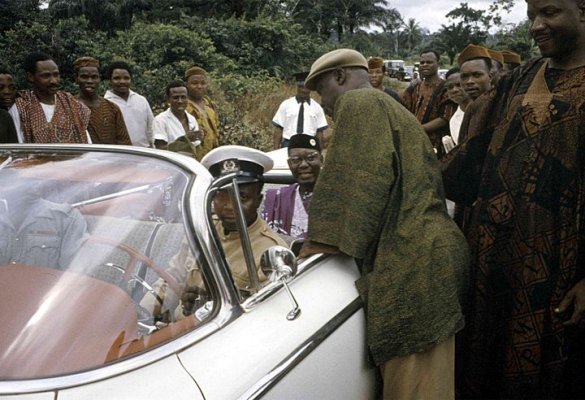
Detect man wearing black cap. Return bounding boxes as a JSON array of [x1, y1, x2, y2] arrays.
[[272, 72, 328, 149], [299, 48, 469, 399], [263, 134, 322, 239], [140, 146, 287, 320]]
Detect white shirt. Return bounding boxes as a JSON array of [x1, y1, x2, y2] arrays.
[[153, 108, 199, 144], [272, 97, 328, 140], [449, 106, 465, 145], [8, 104, 23, 143], [104, 89, 154, 147]]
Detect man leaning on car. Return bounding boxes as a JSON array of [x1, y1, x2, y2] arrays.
[[299, 49, 469, 400]]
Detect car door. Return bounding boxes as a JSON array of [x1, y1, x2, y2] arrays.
[[177, 253, 375, 399]]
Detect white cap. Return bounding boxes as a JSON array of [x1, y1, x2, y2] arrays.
[[201, 145, 273, 183]]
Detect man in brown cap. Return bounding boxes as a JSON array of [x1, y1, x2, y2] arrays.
[[442, 0, 585, 397], [367, 56, 400, 102], [458, 44, 493, 105], [449, 44, 495, 233], [487, 48, 504, 85], [501, 50, 522, 71], [401, 49, 456, 158], [299, 48, 469, 399], [185, 66, 220, 160], [74, 56, 131, 145]]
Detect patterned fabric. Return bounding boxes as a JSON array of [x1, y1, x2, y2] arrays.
[[186, 96, 220, 160], [401, 78, 456, 158], [16, 90, 90, 143], [308, 88, 469, 365], [443, 58, 585, 398], [87, 98, 131, 145], [262, 183, 310, 239]]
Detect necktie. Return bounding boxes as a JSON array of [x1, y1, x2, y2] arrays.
[[296, 102, 304, 134]]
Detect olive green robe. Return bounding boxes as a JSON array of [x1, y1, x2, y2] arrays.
[[307, 88, 469, 365]]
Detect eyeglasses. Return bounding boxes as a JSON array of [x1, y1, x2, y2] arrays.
[[287, 152, 320, 167]]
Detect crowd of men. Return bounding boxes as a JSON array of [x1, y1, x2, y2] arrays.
[[0, 53, 219, 161], [2, 0, 584, 398]]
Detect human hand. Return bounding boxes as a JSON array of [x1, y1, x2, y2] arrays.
[[298, 240, 340, 259], [555, 279, 585, 326], [186, 129, 204, 142], [180, 285, 207, 315]]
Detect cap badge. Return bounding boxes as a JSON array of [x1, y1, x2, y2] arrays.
[[220, 159, 239, 175], [310, 139, 316, 146]]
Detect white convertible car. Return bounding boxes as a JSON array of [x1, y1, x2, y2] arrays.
[[0, 144, 375, 400]]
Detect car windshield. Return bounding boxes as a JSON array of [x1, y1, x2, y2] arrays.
[[0, 149, 210, 380]]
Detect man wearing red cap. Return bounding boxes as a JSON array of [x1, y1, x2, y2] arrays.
[[367, 57, 400, 102], [74, 56, 131, 145]]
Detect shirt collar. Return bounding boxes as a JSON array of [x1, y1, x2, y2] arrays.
[[295, 96, 311, 105]]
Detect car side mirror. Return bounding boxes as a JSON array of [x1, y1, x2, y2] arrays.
[[260, 246, 301, 320], [260, 246, 297, 283]]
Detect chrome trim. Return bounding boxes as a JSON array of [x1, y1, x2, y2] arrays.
[[237, 298, 364, 400], [241, 253, 326, 312], [0, 145, 246, 395], [205, 174, 260, 293]]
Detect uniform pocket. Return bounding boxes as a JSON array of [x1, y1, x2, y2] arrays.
[[24, 234, 61, 268]]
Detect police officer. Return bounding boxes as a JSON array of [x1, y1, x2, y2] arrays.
[[141, 146, 288, 320]]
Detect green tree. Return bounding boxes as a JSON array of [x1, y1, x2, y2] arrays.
[[48, 0, 151, 31], [493, 20, 538, 62], [0, 0, 46, 33], [401, 18, 423, 53], [373, 7, 403, 56]]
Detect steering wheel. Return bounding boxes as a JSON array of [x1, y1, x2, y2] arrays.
[[85, 236, 185, 331]]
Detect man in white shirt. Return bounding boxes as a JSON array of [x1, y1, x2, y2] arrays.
[[104, 61, 154, 147], [443, 67, 471, 153], [153, 80, 202, 157], [272, 72, 328, 149]]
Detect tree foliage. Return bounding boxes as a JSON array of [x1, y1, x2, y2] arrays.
[[0, 0, 46, 33]]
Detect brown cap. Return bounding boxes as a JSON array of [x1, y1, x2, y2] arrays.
[[367, 56, 384, 70], [305, 49, 368, 90], [185, 66, 207, 80], [73, 56, 100, 72], [501, 50, 521, 65], [487, 49, 504, 66], [457, 44, 491, 66]]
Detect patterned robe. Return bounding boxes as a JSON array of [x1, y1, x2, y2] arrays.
[[401, 77, 456, 158], [186, 97, 220, 160], [86, 98, 131, 145], [308, 88, 469, 365], [16, 90, 90, 143], [443, 58, 585, 398]]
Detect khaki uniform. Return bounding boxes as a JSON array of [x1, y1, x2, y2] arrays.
[[142, 216, 287, 317]]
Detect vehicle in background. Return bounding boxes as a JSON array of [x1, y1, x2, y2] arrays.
[[438, 69, 449, 79], [384, 59, 410, 81]]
